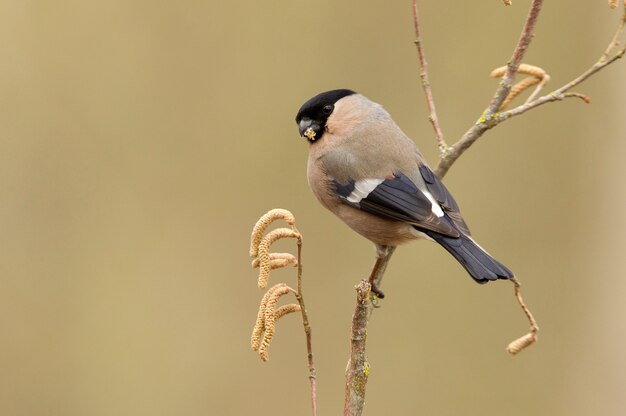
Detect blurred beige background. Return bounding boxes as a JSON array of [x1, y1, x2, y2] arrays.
[[1, 1, 625, 415]]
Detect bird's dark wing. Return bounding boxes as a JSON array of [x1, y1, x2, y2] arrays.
[[418, 165, 471, 235], [332, 172, 460, 237]]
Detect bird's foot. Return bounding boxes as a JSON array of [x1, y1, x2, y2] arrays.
[[370, 282, 385, 299]]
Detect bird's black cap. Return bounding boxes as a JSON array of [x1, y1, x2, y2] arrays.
[[295, 89, 356, 123], [296, 89, 356, 142]]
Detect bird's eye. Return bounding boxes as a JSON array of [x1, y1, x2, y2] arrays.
[[322, 104, 334, 115]]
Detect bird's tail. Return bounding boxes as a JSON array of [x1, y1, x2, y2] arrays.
[[425, 231, 513, 283]]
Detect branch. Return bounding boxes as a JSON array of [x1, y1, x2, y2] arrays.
[[295, 237, 318, 416], [434, 0, 626, 179], [498, 5, 626, 122], [490, 64, 551, 109], [603, 2, 626, 60], [506, 277, 540, 355], [487, 0, 544, 115], [412, 0, 448, 154], [497, 47, 624, 121], [344, 246, 395, 416], [434, 0, 544, 178], [344, 281, 374, 416]]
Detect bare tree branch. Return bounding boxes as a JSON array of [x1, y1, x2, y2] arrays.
[[602, 4, 626, 59], [344, 247, 395, 415], [499, 6, 626, 121], [434, 1, 626, 179], [343, 281, 374, 416], [435, 0, 544, 178], [412, 0, 448, 154], [436, 6, 626, 180], [498, 48, 624, 121], [295, 238, 318, 416]]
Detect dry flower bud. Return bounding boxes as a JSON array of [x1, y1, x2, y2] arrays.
[[251, 283, 293, 354], [257, 228, 301, 289], [490, 64, 547, 80], [251, 284, 284, 351], [507, 333, 537, 355], [250, 209, 296, 257], [506, 277, 539, 356], [491, 64, 550, 109], [259, 284, 292, 361], [274, 304, 301, 320], [252, 253, 298, 269], [502, 77, 540, 109]]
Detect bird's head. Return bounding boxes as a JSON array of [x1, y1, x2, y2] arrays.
[[295, 89, 356, 143]]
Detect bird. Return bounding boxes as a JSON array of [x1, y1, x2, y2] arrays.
[[295, 89, 513, 297]]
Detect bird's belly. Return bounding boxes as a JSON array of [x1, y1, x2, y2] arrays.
[[335, 204, 423, 246]]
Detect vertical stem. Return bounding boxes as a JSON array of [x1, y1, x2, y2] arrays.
[[487, 0, 544, 114], [412, 0, 448, 154], [344, 281, 373, 416], [343, 248, 396, 415], [295, 237, 317, 416]]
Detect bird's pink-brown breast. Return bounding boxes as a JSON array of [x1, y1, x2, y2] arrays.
[[305, 95, 428, 246], [307, 155, 421, 246]]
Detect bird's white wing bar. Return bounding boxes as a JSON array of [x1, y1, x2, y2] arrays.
[[422, 190, 444, 218], [346, 179, 385, 203], [331, 173, 459, 237], [347, 177, 443, 218]]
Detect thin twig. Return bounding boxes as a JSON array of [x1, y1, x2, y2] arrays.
[[506, 277, 539, 355], [435, 0, 544, 179], [524, 75, 549, 104], [412, 0, 449, 155], [497, 46, 624, 123], [602, 5, 626, 61], [491, 64, 551, 109], [497, 5, 626, 121], [295, 236, 318, 416], [488, 0, 544, 115]]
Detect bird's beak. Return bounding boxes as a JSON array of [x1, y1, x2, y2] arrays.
[[298, 118, 313, 136], [298, 118, 321, 141]]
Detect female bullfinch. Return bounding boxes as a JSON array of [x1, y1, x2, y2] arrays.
[[295, 89, 513, 294]]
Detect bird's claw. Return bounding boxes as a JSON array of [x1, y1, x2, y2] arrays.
[[370, 282, 385, 299]]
